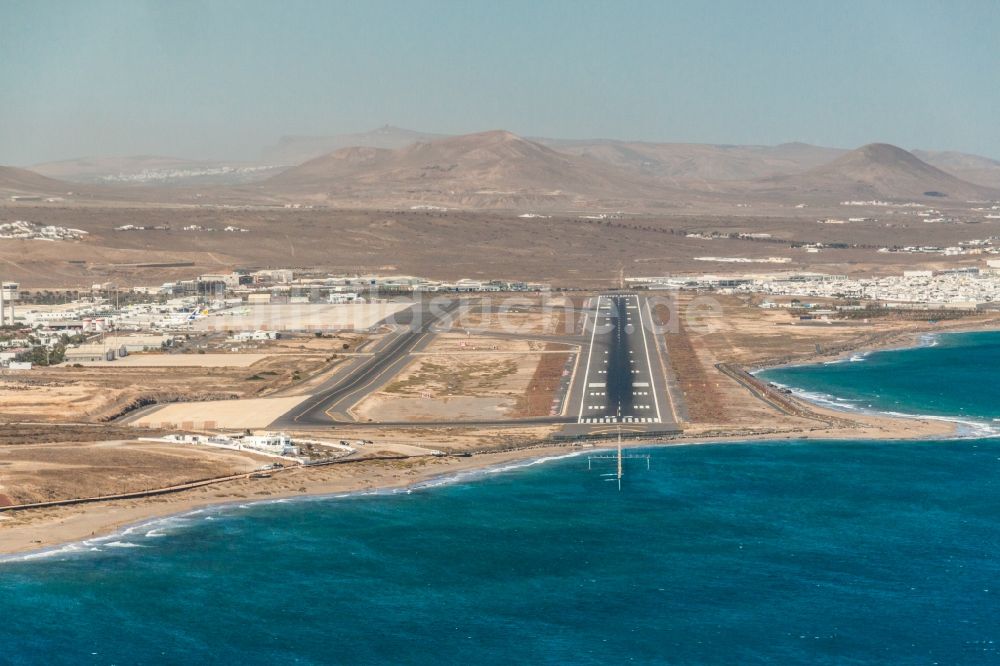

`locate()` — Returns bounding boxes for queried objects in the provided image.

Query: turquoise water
[5,331,1000,664]
[3,440,1000,664]
[760,331,1000,426]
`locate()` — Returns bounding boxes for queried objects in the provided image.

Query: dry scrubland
[421,333,568,354]
[454,304,574,335]
[0,335,359,423]
[654,292,1000,437]
[354,310,577,422]
[0,293,981,556]
[355,354,542,421]
[128,395,312,430]
[0,440,269,507]
[2,204,997,289]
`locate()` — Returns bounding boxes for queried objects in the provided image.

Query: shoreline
[0,414,963,561]
[748,316,1000,373]
[4,318,998,562]
[753,323,1000,436]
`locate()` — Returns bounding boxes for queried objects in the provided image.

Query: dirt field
[354,352,545,421]
[421,332,569,354]
[655,304,729,423]
[288,424,561,454]
[0,440,269,506]
[455,303,575,335]
[0,343,350,423]
[73,353,276,367]
[512,344,573,417]
[4,205,996,290]
[128,395,311,430]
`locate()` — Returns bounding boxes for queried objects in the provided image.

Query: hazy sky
[3,0,1000,165]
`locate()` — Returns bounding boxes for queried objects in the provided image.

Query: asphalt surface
[576,294,663,424]
[271,298,462,427]
[267,292,680,436]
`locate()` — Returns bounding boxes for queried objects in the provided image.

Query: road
[268,292,680,438]
[271,298,463,427]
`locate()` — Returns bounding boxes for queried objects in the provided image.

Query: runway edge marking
[636,294,663,423]
[576,295,602,423]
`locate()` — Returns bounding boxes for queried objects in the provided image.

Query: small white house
[240,432,300,456]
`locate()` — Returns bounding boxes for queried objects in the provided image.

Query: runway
[558,293,680,439]
[267,291,680,439]
[576,293,663,424]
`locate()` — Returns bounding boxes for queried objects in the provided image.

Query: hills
[911,150,1000,190]
[0,166,76,197]
[261,126,449,165]
[750,143,1000,201]
[263,133,1000,208]
[261,130,684,209]
[534,139,845,184]
[5,130,1000,209]
[261,127,1000,191]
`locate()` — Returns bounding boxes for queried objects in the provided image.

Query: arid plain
[4,129,1000,555]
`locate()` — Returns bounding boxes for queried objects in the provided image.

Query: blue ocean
[4,333,1000,664]
[760,331,1000,427]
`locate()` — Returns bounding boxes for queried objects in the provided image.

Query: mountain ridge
[749,143,1000,201]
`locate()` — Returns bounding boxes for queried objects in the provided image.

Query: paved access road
[272,298,463,427]
[267,292,680,438]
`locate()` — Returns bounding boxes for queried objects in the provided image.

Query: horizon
[4,0,1000,165]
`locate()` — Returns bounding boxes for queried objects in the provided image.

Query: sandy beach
[0,405,957,560]
[3,316,992,561]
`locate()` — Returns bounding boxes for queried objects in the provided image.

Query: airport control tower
[0,282,20,326]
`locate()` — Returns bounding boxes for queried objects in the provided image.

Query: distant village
[631,260,1000,312]
[4,254,1000,370]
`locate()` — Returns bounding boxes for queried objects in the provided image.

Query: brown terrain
[0,440,270,506]
[4,129,1000,555]
[7,129,1000,210]
[0,334,359,423]
[259,129,681,209]
[539,139,846,183]
[5,202,1000,289]
[512,345,573,418]
[261,125,450,164]
[750,143,1000,201]
[3,130,1000,290]
[4,290,992,556]
[0,166,77,196]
